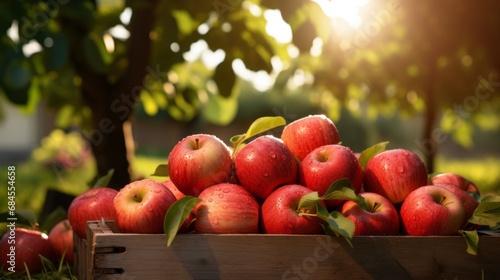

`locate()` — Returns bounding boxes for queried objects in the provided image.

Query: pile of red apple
[71,115,484,240]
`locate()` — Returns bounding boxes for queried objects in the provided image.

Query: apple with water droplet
[363,149,428,204]
[68,187,118,239]
[261,184,324,234]
[195,183,259,234]
[430,172,480,197]
[0,228,57,275]
[168,134,232,196]
[299,144,363,208]
[114,179,177,233]
[341,192,400,235]
[233,135,298,200]
[400,185,465,235]
[432,183,479,223]
[281,114,341,161]
[49,219,74,264]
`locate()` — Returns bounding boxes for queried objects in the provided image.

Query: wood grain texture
[75,221,500,280]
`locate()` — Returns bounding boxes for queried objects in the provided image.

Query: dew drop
[397,166,405,173]
[263,173,269,178]
[270,152,277,159]
[223,188,230,193]
[153,188,162,193]
[208,198,213,202]
[218,193,224,198]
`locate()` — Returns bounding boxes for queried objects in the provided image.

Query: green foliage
[163,196,201,247]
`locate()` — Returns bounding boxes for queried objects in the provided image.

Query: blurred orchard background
[0,0,500,223]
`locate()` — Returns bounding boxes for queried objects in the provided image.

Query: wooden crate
[74,220,500,280]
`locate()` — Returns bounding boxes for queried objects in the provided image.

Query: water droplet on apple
[223,188,230,193]
[153,188,162,193]
[263,172,269,178]
[218,193,224,198]
[208,198,213,202]
[222,204,228,209]
[397,166,405,173]
[282,155,287,160]
[270,152,277,159]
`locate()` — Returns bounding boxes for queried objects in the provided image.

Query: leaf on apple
[151,163,169,177]
[468,195,500,228]
[316,204,354,247]
[459,230,479,255]
[230,116,286,156]
[320,178,368,210]
[92,168,115,188]
[297,191,320,210]
[358,141,389,170]
[164,196,201,247]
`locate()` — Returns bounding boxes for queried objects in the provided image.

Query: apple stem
[370,202,381,213]
[195,138,200,149]
[133,194,142,202]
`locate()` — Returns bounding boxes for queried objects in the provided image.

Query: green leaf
[39,207,67,232]
[230,134,245,144]
[315,203,354,247]
[459,230,479,255]
[201,91,238,126]
[164,196,201,247]
[229,116,286,156]
[213,58,236,98]
[297,191,320,211]
[151,164,169,177]
[0,209,38,228]
[468,195,500,228]
[93,169,115,188]
[358,141,389,169]
[245,116,286,140]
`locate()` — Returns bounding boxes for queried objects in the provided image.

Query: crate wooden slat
[74,221,500,280]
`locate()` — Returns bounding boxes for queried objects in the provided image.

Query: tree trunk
[422,65,437,174]
[69,0,159,190]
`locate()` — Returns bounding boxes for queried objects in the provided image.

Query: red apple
[433,183,479,223]
[400,185,466,236]
[68,187,118,239]
[363,149,428,204]
[161,180,195,233]
[0,228,57,275]
[168,134,232,196]
[281,114,341,161]
[114,179,177,233]
[430,173,480,197]
[233,135,298,200]
[195,183,259,234]
[261,184,324,234]
[48,219,74,264]
[341,192,400,235]
[299,144,363,208]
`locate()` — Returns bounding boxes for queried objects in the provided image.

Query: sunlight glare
[314,0,369,28]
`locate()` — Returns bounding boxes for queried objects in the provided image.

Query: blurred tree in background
[1,0,499,189]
